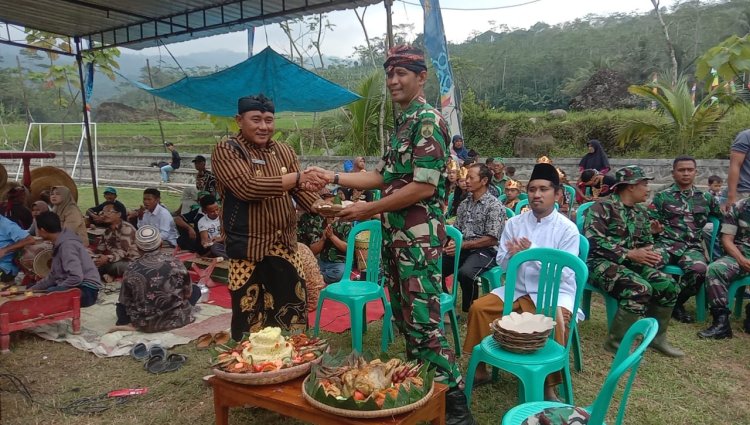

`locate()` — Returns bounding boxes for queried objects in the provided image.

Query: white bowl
[496,312,555,334]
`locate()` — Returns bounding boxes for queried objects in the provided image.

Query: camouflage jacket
[722,198,750,255]
[584,194,653,264]
[95,222,140,263]
[649,183,721,251]
[375,97,448,248]
[296,212,351,263]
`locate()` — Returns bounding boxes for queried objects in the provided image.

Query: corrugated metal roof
[0,0,381,51]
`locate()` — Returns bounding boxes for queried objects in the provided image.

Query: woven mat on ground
[28,289,231,358]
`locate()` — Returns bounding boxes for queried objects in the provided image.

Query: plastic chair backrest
[445,225,464,300]
[505,207,515,218]
[708,215,720,261]
[502,248,588,346]
[343,220,383,284]
[519,192,528,201]
[588,317,658,425]
[563,184,576,204]
[514,199,529,215]
[578,234,589,261]
[576,201,595,233]
[498,193,507,203]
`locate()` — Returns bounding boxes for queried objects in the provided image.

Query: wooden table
[0,288,81,353]
[209,376,447,425]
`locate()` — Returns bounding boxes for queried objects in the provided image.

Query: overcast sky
[132,0,679,60]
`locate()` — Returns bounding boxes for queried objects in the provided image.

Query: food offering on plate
[304,352,435,411]
[210,327,328,373]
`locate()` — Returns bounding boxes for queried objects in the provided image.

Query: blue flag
[420,0,462,140]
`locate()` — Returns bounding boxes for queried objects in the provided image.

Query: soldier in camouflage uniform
[698,197,750,339]
[649,156,722,323]
[305,45,475,425]
[296,190,352,284]
[584,166,683,357]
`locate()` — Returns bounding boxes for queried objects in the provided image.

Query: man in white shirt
[136,188,178,247]
[463,163,580,401]
[197,195,225,258]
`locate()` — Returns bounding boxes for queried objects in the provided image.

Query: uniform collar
[669,183,695,195]
[401,96,427,117]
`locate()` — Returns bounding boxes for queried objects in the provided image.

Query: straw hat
[29,166,78,203]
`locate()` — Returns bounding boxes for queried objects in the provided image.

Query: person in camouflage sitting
[649,155,721,323]
[296,188,352,284]
[584,166,683,357]
[698,195,750,339]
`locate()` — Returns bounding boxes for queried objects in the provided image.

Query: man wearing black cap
[211,93,326,340]
[463,163,581,402]
[304,45,475,425]
[192,155,217,199]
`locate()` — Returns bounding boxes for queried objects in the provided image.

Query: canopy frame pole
[74,36,99,206]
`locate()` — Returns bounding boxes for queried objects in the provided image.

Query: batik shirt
[722,198,750,255]
[455,190,506,246]
[196,169,217,198]
[649,183,721,252]
[584,194,653,264]
[375,97,448,248]
[119,250,194,333]
[296,213,352,263]
[94,222,140,263]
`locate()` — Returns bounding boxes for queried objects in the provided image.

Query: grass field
[2,295,749,424]
[0,113,322,153]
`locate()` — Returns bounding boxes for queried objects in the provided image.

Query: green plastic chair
[519,192,528,201]
[660,216,720,322]
[499,193,507,203]
[577,201,618,329]
[505,207,515,218]
[563,184,576,205]
[501,318,658,425]
[728,276,750,318]
[570,235,589,373]
[439,226,463,355]
[464,248,589,405]
[313,220,392,354]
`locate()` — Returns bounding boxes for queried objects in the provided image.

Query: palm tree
[323,72,393,156]
[618,75,745,154]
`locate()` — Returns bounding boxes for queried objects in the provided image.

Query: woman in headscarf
[49,186,88,246]
[578,140,610,174]
[452,135,469,162]
[27,200,51,236]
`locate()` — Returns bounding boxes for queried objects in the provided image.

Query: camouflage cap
[612,165,653,188]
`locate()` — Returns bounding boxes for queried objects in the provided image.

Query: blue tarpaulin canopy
[131,47,359,116]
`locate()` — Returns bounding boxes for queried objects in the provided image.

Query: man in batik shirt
[306,45,476,425]
[649,155,721,323]
[445,163,505,313]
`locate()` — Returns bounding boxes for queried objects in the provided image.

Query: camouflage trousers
[706,255,750,309]
[384,246,463,389]
[652,245,708,292]
[589,258,678,315]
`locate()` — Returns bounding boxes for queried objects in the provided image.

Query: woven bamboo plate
[301,376,434,419]
[212,354,324,385]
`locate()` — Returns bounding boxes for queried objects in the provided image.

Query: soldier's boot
[445,387,477,425]
[603,309,640,354]
[647,304,685,357]
[671,288,696,324]
[697,307,733,339]
[743,304,750,334]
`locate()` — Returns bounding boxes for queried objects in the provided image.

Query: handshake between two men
[297,166,380,222]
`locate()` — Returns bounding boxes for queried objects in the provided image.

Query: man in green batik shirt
[296,189,352,284]
[305,45,476,425]
[649,155,721,323]
[584,165,683,358]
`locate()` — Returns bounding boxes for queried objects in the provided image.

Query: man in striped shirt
[212,94,326,341]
